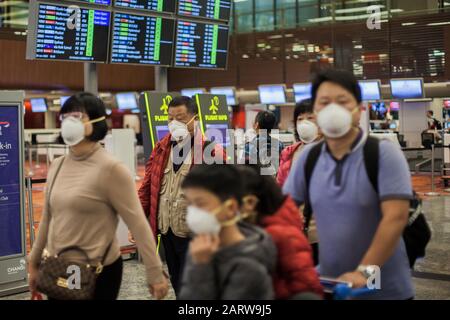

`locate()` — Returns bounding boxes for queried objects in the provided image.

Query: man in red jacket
[138,96,224,296]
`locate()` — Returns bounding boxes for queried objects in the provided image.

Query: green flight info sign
[139,92,178,160]
[195,94,231,148]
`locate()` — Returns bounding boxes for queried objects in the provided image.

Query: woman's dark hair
[293,99,313,141]
[181,164,243,205]
[311,69,362,105]
[169,96,198,115]
[60,92,108,142]
[255,111,277,133]
[235,165,285,222]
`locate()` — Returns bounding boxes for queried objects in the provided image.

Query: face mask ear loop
[86,116,106,125]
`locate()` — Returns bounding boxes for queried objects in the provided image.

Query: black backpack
[303,136,431,268]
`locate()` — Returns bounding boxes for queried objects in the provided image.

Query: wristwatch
[357,265,378,279]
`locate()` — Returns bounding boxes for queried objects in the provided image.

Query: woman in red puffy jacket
[237,165,323,300]
[277,99,321,187]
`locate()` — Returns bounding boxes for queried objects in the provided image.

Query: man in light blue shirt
[283,69,414,300]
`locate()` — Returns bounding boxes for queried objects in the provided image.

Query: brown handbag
[36,157,114,300]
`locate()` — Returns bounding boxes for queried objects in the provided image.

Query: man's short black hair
[255,111,277,132]
[60,92,108,142]
[293,99,313,141]
[311,69,362,104]
[181,164,243,205]
[169,96,198,115]
[427,110,434,116]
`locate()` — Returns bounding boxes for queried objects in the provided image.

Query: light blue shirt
[283,133,415,300]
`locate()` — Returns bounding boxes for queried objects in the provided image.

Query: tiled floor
[1,164,449,300]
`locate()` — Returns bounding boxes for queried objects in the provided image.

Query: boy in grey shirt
[179,164,276,300]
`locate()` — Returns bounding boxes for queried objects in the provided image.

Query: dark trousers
[161,228,190,297]
[48,257,123,301]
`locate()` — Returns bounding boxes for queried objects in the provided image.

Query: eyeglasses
[59,112,84,122]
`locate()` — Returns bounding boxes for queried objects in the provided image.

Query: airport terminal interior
[0,0,450,301]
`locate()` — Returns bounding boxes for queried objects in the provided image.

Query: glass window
[255,0,274,32]
[237,13,254,33]
[0,0,28,30]
[276,0,297,29]
[298,1,321,26]
[234,0,254,33]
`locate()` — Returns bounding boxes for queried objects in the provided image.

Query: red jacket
[276,142,302,187]
[260,196,323,299]
[138,133,225,238]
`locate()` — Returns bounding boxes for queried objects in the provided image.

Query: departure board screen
[174,20,229,69]
[111,12,174,66]
[71,0,112,5]
[178,0,231,21]
[114,0,176,13]
[28,3,111,62]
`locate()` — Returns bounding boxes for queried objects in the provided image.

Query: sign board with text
[139,92,179,161]
[195,94,231,147]
[0,91,28,296]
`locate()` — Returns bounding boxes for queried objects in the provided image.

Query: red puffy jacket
[260,196,323,299]
[276,142,302,187]
[138,133,225,238]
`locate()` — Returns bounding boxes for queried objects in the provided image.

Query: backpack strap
[363,136,380,194]
[303,142,324,234]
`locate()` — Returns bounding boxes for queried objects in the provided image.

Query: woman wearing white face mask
[28,93,168,300]
[179,164,276,300]
[277,99,321,187]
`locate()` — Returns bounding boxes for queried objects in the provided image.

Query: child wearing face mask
[179,164,277,300]
[237,165,323,300]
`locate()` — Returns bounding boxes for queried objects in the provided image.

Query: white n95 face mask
[168,120,189,142]
[186,206,221,235]
[297,120,318,144]
[317,103,355,139]
[61,116,105,146]
[61,117,86,146]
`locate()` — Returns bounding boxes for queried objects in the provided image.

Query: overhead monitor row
[26,2,230,69]
[289,78,425,105]
[64,0,231,22]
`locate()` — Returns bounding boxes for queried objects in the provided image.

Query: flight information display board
[174,20,229,69]
[26,2,111,63]
[71,0,112,5]
[178,0,232,22]
[110,12,175,66]
[114,0,177,13]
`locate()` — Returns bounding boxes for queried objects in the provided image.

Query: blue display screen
[293,83,312,103]
[73,0,111,5]
[178,0,232,21]
[210,87,236,105]
[60,96,70,106]
[390,79,424,99]
[205,123,230,147]
[114,0,176,13]
[359,81,381,101]
[30,98,47,113]
[116,93,138,110]
[181,88,205,98]
[33,3,111,62]
[258,85,286,104]
[156,125,170,141]
[0,105,23,257]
